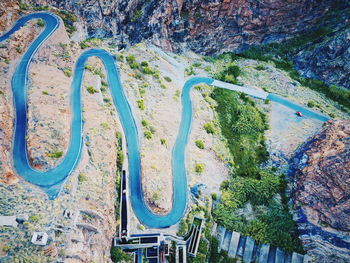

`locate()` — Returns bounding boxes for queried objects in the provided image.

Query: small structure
[187,217,205,257]
[63,209,73,219]
[31,232,48,246]
[0,214,28,227]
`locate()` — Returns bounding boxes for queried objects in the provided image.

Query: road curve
[0,12,330,228]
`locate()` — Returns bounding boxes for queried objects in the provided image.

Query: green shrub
[32,5,49,11]
[19,3,28,10]
[173,90,181,100]
[185,66,195,76]
[29,215,40,223]
[195,163,205,174]
[48,151,63,158]
[215,63,241,84]
[211,193,217,201]
[141,119,148,127]
[195,139,205,149]
[101,122,109,129]
[160,138,167,146]
[137,99,145,110]
[307,101,316,108]
[126,55,139,69]
[63,68,72,77]
[153,70,160,79]
[42,91,49,95]
[141,61,148,67]
[86,86,98,94]
[117,150,124,171]
[142,66,153,74]
[264,99,270,104]
[110,247,132,263]
[177,219,188,236]
[132,10,143,22]
[164,76,172,82]
[255,64,266,70]
[36,19,45,27]
[78,173,88,183]
[203,122,215,134]
[15,47,22,54]
[144,130,152,139]
[101,80,108,87]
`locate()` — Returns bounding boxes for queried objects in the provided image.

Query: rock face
[293,7,350,89]
[292,120,350,263]
[24,0,339,54]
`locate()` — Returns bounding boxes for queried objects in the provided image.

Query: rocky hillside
[292,8,350,89]
[292,120,350,263]
[23,0,339,54]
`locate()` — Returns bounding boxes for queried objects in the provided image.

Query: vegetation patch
[195,163,205,174]
[47,151,63,158]
[57,10,77,34]
[207,61,303,253]
[195,139,205,149]
[86,86,98,94]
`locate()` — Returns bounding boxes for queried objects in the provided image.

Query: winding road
[0,12,329,228]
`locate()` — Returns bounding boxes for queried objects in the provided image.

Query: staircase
[216,226,306,263]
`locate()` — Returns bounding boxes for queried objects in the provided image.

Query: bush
[195,139,205,149]
[195,163,205,174]
[36,19,45,27]
[63,68,72,77]
[42,91,49,95]
[211,193,217,201]
[307,101,316,108]
[142,66,153,74]
[29,215,40,223]
[185,66,195,76]
[101,122,109,129]
[164,76,172,82]
[173,90,181,100]
[78,173,88,183]
[137,99,145,110]
[144,130,152,139]
[117,150,124,171]
[141,119,148,127]
[48,151,63,158]
[141,61,148,67]
[203,122,215,134]
[255,64,266,70]
[177,219,188,236]
[160,138,167,146]
[126,55,139,69]
[132,10,143,22]
[86,86,98,94]
[110,247,132,263]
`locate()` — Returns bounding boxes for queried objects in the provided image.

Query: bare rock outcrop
[292,120,350,263]
[23,0,341,54]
